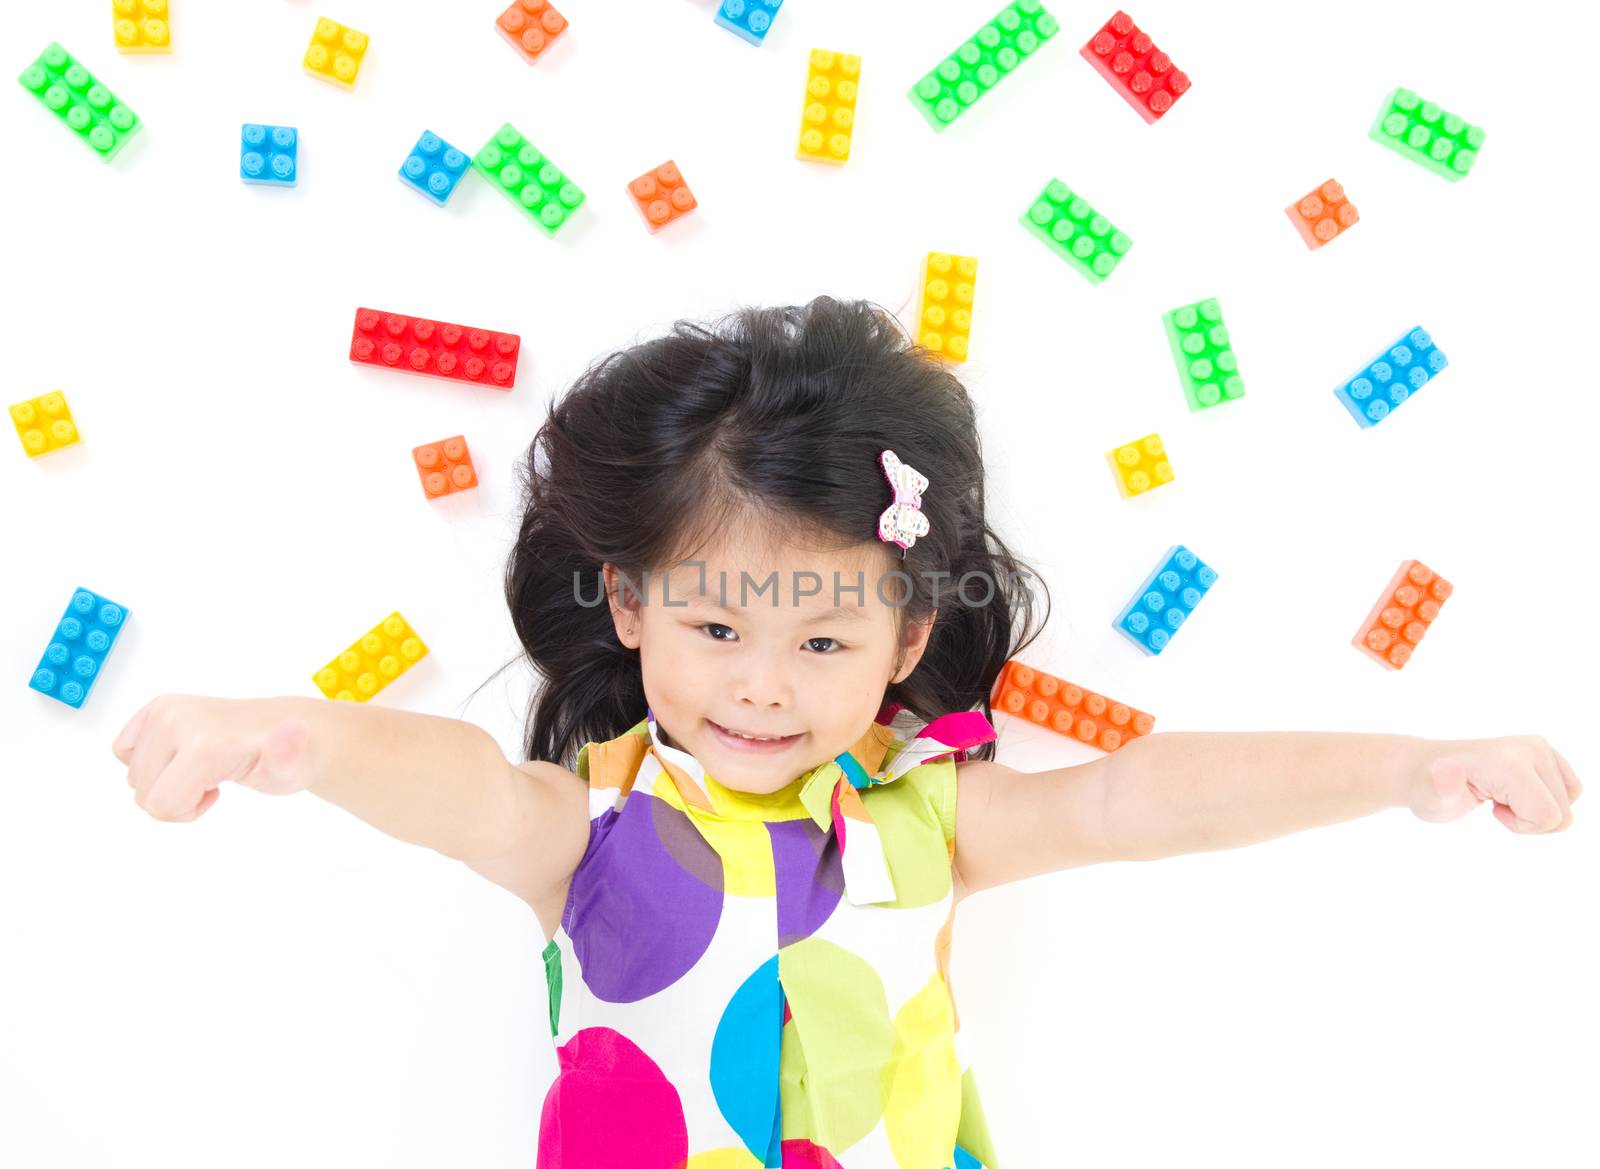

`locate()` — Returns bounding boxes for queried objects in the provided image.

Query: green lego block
[1369,87,1485,182]
[1163,298,1245,412]
[907,1,1059,131]
[1020,179,1131,284]
[472,123,586,236]
[17,42,141,162]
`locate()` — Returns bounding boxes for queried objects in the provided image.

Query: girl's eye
[702,624,737,642]
[805,637,840,654]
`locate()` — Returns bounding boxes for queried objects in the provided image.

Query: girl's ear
[890,609,937,684]
[602,562,644,649]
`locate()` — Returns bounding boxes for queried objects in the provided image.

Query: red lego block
[991,659,1155,752]
[413,435,478,498]
[349,308,520,389]
[1286,179,1360,250]
[1353,560,1453,670]
[1080,11,1190,124]
[497,0,568,64]
[628,161,698,233]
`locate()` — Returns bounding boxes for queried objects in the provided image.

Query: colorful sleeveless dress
[536,703,1002,1169]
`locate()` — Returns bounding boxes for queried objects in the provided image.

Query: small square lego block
[498,0,568,63]
[1163,298,1244,411]
[303,17,368,91]
[472,123,586,236]
[915,253,978,362]
[30,588,130,709]
[797,49,860,165]
[1286,179,1359,250]
[1370,88,1485,181]
[400,130,468,205]
[349,308,521,389]
[113,0,171,54]
[10,391,81,458]
[992,660,1155,751]
[311,612,428,702]
[1353,560,1452,670]
[1105,433,1173,498]
[628,161,697,232]
[1334,327,1447,428]
[1114,545,1217,655]
[18,43,141,162]
[241,124,298,187]
[1021,178,1132,283]
[413,436,478,498]
[716,0,784,46]
[1080,11,1191,124]
[908,2,1059,131]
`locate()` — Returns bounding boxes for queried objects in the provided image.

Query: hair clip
[877,449,930,555]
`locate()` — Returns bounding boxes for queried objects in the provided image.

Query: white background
[3,1,1596,1166]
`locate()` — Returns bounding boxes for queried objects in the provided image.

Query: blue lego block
[715,0,783,45]
[241,123,297,187]
[1114,545,1217,655]
[1334,326,1448,427]
[29,587,131,709]
[399,129,469,206]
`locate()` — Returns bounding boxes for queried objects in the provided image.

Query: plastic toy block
[1114,545,1217,655]
[498,0,568,63]
[1163,298,1245,412]
[1370,88,1485,181]
[716,0,784,46]
[991,660,1155,751]
[915,253,978,362]
[1080,11,1191,124]
[413,436,478,498]
[1105,433,1173,498]
[797,49,860,165]
[303,17,368,90]
[472,123,586,236]
[29,588,130,709]
[311,612,428,702]
[18,43,141,162]
[400,130,468,205]
[113,0,171,54]
[627,161,697,232]
[1021,178,1132,283]
[241,124,298,187]
[1353,560,1452,670]
[1334,327,1447,428]
[1286,179,1358,250]
[349,308,520,390]
[10,391,80,458]
[908,1,1059,131]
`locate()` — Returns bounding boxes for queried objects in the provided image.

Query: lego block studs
[1286,179,1359,249]
[1370,88,1485,181]
[11,392,81,458]
[304,17,368,90]
[113,0,171,54]
[915,253,978,362]
[1114,545,1217,655]
[1334,327,1447,427]
[1354,560,1452,670]
[498,0,568,64]
[992,660,1155,751]
[797,49,860,165]
[1105,433,1173,498]
[716,0,784,46]
[627,161,697,232]
[349,308,521,389]
[1080,10,1190,123]
[1163,298,1245,411]
[18,43,142,161]
[400,130,469,205]
[30,588,130,709]
[311,612,428,702]
[472,123,586,236]
[908,1,1060,131]
[241,124,298,187]
[414,436,478,498]
[1021,178,1132,282]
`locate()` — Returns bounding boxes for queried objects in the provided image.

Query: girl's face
[604,524,934,794]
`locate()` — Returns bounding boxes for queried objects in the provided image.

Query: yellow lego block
[304,17,368,90]
[113,0,171,53]
[915,253,977,362]
[10,391,81,458]
[796,49,860,165]
[1106,432,1174,498]
[312,611,428,701]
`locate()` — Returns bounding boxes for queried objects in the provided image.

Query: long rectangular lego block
[312,612,428,702]
[18,43,141,161]
[30,588,130,709]
[1021,178,1132,283]
[1080,10,1190,123]
[1370,88,1485,181]
[241,124,298,187]
[1333,327,1446,428]
[399,130,469,205]
[10,391,81,457]
[113,0,171,54]
[1114,545,1217,655]
[303,17,368,90]
[1286,179,1359,250]
[628,161,697,232]
[1105,432,1173,498]
[497,0,568,63]
[1353,560,1452,670]
[1163,298,1245,411]
[715,0,784,46]
[797,49,860,165]
[992,660,1154,751]
[914,253,978,362]
[472,123,586,236]
[413,435,479,498]
[907,1,1059,131]
[349,308,521,389]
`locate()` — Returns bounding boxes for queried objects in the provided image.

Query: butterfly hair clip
[877,449,931,555]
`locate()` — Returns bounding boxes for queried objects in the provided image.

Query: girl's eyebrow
[677,589,870,624]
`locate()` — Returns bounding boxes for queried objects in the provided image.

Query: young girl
[112,297,1580,1169]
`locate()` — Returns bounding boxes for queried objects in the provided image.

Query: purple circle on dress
[768,818,844,947]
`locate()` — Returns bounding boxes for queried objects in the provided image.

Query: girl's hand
[111,695,312,823]
[1408,736,1582,833]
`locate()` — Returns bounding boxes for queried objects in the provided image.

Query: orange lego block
[10,391,80,457]
[915,252,977,362]
[413,435,478,498]
[1286,179,1359,250]
[628,161,697,232]
[991,660,1155,752]
[797,49,860,165]
[303,17,368,90]
[497,0,567,64]
[1353,560,1452,670]
[113,0,171,54]
[1105,432,1173,498]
